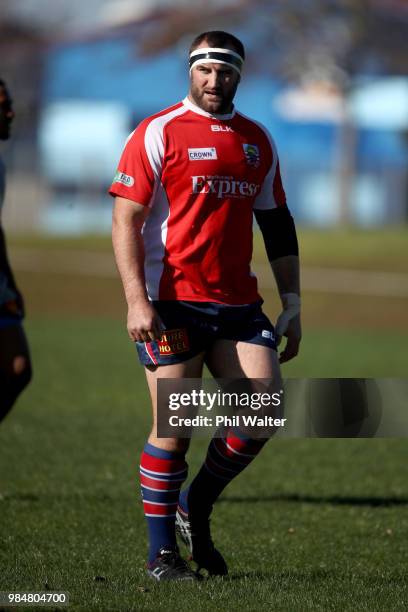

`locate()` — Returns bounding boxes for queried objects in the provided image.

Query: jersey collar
[183,96,236,120]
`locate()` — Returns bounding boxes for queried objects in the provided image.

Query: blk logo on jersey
[192,175,260,198]
[158,328,190,355]
[188,147,217,161]
[243,144,261,168]
[114,171,134,187]
[211,125,234,132]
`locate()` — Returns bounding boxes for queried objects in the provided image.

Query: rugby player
[110,31,301,581]
[0,79,32,422]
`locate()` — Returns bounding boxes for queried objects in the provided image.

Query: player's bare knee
[13,355,27,376]
[12,355,32,391]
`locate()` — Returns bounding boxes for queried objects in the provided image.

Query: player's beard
[189,81,239,115]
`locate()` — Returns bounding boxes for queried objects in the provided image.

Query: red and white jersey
[109,96,286,305]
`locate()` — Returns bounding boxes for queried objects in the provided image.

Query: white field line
[9,247,408,298]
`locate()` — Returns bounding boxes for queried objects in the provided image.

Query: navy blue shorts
[136,300,277,366]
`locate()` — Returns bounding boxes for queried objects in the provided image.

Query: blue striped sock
[179,429,266,516]
[140,443,188,564]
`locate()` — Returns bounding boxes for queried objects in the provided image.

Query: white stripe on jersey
[141,105,189,299]
[142,182,171,301]
[144,105,189,198]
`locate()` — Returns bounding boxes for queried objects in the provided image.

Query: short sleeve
[108,118,163,207]
[253,132,286,211]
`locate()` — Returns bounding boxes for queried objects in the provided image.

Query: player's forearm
[270,255,300,299]
[254,206,299,300]
[112,206,149,306]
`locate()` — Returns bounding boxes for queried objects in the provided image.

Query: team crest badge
[243,144,260,168]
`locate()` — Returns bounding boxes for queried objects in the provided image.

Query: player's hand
[278,313,301,363]
[275,293,301,363]
[127,300,164,343]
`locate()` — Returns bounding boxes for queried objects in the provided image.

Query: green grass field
[0,230,407,610]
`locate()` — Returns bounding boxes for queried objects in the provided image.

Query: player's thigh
[145,352,205,408]
[0,323,31,377]
[144,352,205,448]
[207,340,283,439]
[206,339,281,382]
